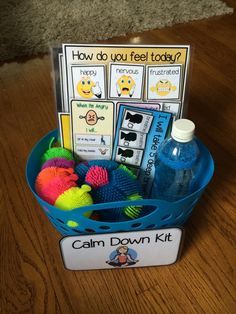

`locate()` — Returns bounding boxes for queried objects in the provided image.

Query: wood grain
[0,2,236,312]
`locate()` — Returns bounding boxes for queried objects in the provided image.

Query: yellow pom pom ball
[66,220,79,227]
[54,185,93,217]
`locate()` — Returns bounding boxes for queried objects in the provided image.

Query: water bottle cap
[171,119,195,142]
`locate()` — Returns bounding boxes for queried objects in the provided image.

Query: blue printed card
[112,105,172,197]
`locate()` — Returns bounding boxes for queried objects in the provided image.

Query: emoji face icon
[116,75,136,97]
[79,110,105,125]
[77,76,95,98]
[150,79,177,97]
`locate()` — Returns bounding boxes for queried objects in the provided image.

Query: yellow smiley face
[77,76,95,98]
[150,79,177,96]
[117,75,135,96]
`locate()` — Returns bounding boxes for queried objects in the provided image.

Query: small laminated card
[146,64,182,101]
[116,102,162,116]
[58,112,71,150]
[119,130,147,149]
[109,63,145,100]
[121,109,153,134]
[113,105,172,196]
[162,102,181,119]
[70,100,114,160]
[70,65,106,100]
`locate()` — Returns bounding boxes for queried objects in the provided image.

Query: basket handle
[57,198,171,220]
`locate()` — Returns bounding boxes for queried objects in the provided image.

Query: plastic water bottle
[151,119,200,201]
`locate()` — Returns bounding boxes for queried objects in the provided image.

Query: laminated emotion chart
[55,44,190,155]
[62,44,190,112]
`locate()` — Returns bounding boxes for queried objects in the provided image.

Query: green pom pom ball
[41,137,74,165]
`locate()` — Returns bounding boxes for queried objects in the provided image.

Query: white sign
[60,228,183,270]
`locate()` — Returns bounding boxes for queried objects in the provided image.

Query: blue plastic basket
[26,130,214,236]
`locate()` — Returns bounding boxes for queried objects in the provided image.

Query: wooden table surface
[1,2,236,312]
